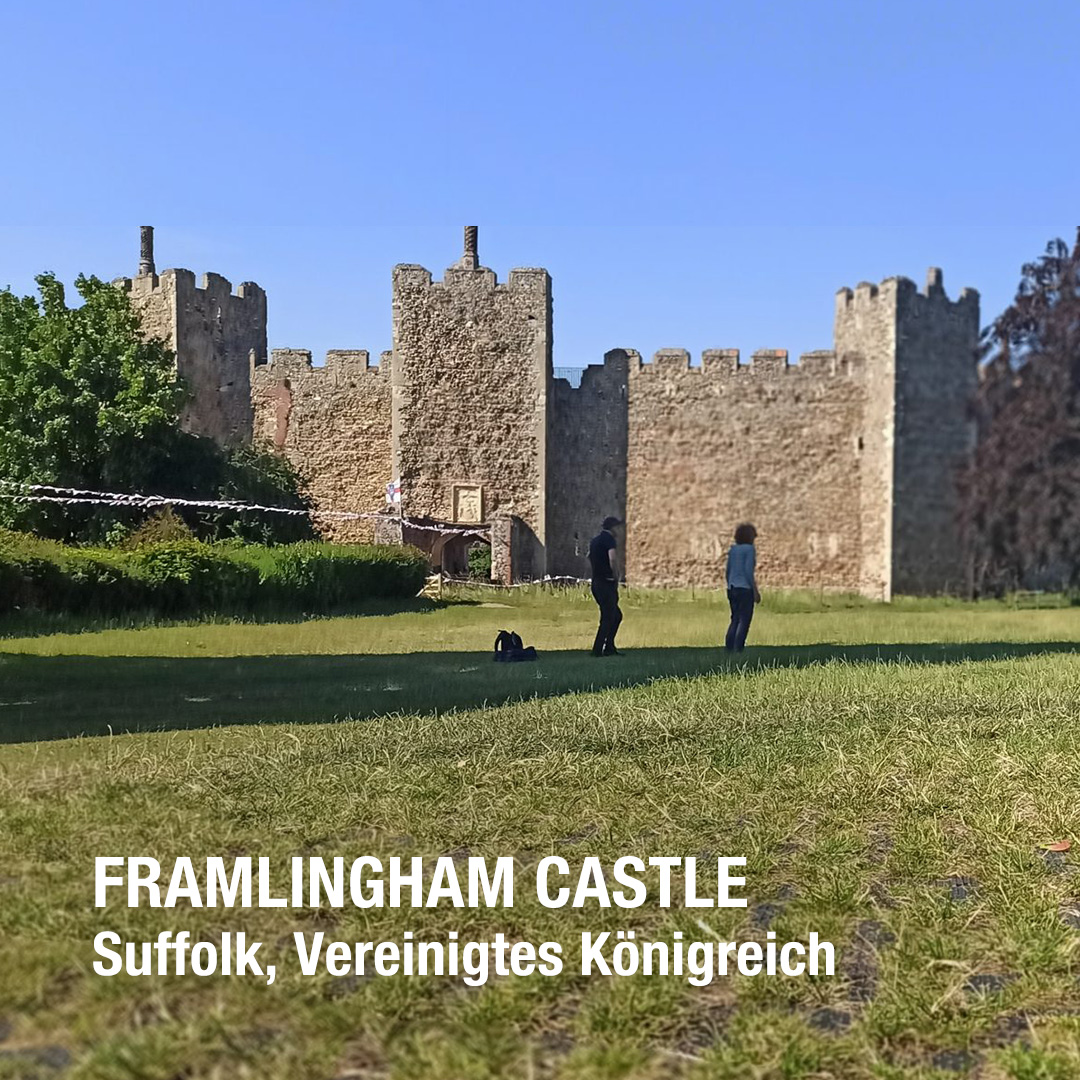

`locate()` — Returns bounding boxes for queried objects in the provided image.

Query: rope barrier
[0,482,489,538]
[440,575,592,589]
[0,482,602,587]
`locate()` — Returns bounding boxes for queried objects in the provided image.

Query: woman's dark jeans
[725,587,755,651]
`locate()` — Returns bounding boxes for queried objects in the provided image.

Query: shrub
[0,531,429,619]
[123,507,195,549]
[59,548,147,613]
[129,540,259,613]
[1,531,148,615]
[0,530,68,612]
[259,542,430,612]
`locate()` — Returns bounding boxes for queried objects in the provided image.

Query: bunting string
[0,482,489,538]
[0,482,598,585]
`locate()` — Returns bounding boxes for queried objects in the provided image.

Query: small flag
[386,480,401,505]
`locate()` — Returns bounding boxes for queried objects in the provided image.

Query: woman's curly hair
[733,522,757,544]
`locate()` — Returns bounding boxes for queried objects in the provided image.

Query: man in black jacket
[588,516,624,656]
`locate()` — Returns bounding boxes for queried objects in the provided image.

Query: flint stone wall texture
[625,349,868,590]
[391,264,551,579]
[250,349,392,543]
[547,349,630,578]
[891,272,980,594]
[834,280,898,600]
[119,270,266,446]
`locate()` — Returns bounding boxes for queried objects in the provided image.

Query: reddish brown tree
[961,229,1080,595]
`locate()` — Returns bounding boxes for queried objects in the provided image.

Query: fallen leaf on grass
[1042,841,1071,852]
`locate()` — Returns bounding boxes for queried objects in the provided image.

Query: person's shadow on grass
[1,640,1078,744]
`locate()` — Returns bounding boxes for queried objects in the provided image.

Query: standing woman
[725,522,761,652]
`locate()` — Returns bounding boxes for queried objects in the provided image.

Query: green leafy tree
[203,445,315,545]
[467,541,492,580]
[0,272,184,539]
[0,272,314,543]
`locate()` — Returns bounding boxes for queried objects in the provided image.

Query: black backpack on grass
[494,629,537,662]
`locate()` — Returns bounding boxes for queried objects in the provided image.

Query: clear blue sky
[1,2,1076,365]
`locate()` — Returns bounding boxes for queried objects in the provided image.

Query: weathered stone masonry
[116,228,266,447]
[391,261,551,579]
[546,349,629,577]
[625,349,867,592]
[250,349,392,543]
[833,271,980,596]
[124,228,980,598]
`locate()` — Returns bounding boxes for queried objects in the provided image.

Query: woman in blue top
[725,522,761,652]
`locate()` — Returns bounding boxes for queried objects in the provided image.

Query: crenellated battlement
[258,348,387,381]
[393,229,551,298]
[115,268,266,304]
[393,263,551,296]
[701,349,741,373]
[835,268,978,315]
[796,350,847,375]
[631,347,857,378]
[251,348,391,545]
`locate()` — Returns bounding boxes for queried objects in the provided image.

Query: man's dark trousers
[591,580,622,655]
[725,587,755,651]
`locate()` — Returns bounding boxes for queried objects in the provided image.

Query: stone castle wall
[125,227,980,597]
[547,350,630,577]
[119,269,266,446]
[250,349,392,543]
[625,349,869,591]
[391,264,552,579]
[891,272,980,594]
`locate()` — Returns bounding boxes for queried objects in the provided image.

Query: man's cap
[602,516,624,530]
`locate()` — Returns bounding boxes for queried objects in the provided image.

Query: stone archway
[437,533,491,578]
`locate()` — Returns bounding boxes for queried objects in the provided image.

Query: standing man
[589,516,624,656]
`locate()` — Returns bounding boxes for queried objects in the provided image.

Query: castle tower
[115,227,267,446]
[835,270,980,598]
[547,350,630,578]
[390,227,553,578]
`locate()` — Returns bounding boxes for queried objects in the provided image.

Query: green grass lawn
[1,589,1080,1078]
[1,587,1077,742]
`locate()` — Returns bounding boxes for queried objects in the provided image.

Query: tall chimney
[460,225,479,270]
[138,226,155,277]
